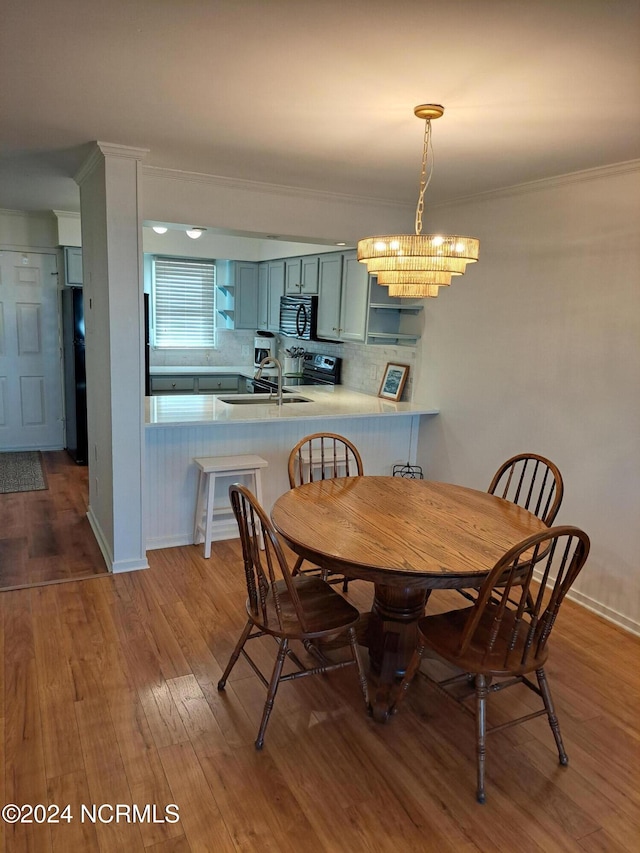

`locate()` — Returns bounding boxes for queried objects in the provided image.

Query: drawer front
[197,376,240,392]
[151,377,195,393]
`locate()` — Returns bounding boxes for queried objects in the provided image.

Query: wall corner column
[75,141,150,572]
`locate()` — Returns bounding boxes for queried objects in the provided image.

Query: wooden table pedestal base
[367,585,429,722]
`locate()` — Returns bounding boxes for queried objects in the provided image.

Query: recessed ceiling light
[186,227,206,239]
[152,226,168,234]
[336,242,347,246]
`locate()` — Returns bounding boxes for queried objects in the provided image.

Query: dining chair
[287,432,364,592]
[218,484,370,750]
[488,453,564,526]
[458,453,565,608]
[391,525,590,803]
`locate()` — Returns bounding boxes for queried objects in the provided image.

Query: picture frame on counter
[378,362,409,402]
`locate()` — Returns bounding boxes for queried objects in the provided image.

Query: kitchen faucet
[255,357,284,406]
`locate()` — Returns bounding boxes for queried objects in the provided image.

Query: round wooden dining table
[271,476,548,721]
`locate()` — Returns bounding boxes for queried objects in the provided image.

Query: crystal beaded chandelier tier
[357,105,479,298]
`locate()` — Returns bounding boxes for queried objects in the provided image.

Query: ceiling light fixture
[152,226,168,234]
[186,227,206,239]
[357,104,479,298]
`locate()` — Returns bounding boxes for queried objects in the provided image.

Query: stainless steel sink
[217,394,312,405]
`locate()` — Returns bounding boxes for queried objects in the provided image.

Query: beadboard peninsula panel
[145,415,423,549]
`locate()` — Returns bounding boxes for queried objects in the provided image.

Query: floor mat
[0,451,48,494]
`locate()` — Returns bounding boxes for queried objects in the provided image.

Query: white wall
[416,162,640,634]
[0,209,57,248]
[142,167,415,246]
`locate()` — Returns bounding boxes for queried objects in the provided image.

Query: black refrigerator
[61,286,88,464]
[61,289,150,464]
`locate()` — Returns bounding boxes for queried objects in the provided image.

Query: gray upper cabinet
[234,262,259,329]
[301,255,319,293]
[267,260,285,331]
[339,252,369,342]
[216,260,259,329]
[317,251,368,342]
[317,254,343,339]
[64,247,83,286]
[285,258,302,294]
[285,255,319,294]
[257,262,269,328]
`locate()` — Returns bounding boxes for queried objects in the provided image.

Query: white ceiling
[1,0,639,215]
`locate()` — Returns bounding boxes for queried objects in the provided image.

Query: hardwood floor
[0,460,638,851]
[0,451,107,590]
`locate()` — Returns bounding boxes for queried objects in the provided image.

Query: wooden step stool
[193,454,269,558]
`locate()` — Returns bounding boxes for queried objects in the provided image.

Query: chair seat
[248,575,361,640]
[419,605,550,677]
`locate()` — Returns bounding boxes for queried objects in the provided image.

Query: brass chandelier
[357,104,479,298]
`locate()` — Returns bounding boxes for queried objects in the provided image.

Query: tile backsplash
[150,329,255,368]
[150,329,417,400]
[279,336,417,401]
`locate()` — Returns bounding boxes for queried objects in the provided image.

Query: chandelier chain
[414,118,434,236]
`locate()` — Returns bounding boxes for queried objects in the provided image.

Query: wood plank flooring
[0,458,638,851]
[0,451,107,590]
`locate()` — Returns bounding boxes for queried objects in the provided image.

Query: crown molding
[75,142,150,186]
[0,208,31,218]
[430,159,640,209]
[142,165,413,211]
[52,209,81,221]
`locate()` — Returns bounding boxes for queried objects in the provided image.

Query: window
[152,256,217,347]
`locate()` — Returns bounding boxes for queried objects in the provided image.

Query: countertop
[146,384,438,427]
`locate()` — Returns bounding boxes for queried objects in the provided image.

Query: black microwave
[279,295,318,340]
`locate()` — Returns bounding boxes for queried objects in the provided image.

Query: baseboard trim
[147,520,239,551]
[87,507,149,573]
[533,568,640,637]
[564,587,640,637]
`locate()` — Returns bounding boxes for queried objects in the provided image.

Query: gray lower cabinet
[197,375,239,392]
[150,374,240,395]
[150,376,195,394]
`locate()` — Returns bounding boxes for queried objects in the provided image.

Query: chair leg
[292,555,304,576]
[347,626,370,708]
[388,641,426,717]
[217,620,252,689]
[342,577,349,593]
[536,667,568,766]
[475,674,488,804]
[255,638,288,750]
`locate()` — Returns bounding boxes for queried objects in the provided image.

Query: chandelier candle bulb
[357,104,479,298]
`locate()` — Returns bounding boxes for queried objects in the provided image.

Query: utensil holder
[284,357,302,374]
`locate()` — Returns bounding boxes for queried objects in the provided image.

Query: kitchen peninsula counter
[145,386,438,551]
[146,385,437,427]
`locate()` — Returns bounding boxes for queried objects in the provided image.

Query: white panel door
[0,251,64,450]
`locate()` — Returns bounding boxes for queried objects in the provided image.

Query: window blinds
[152,257,216,347]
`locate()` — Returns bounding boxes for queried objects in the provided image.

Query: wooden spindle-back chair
[218,484,370,749]
[488,453,564,526]
[287,432,364,592]
[392,525,590,803]
[459,453,564,608]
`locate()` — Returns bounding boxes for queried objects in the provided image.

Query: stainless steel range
[248,353,341,394]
